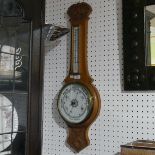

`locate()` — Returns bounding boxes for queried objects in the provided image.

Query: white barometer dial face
[58,83,93,124]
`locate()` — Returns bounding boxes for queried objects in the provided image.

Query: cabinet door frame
[22,0,45,154]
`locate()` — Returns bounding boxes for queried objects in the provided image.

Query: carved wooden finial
[67,2,92,22]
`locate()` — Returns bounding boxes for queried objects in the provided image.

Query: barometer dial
[58,83,93,124]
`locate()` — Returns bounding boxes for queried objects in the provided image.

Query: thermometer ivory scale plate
[72,27,79,75]
[57,2,101,152]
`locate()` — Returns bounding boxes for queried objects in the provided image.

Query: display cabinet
[0,0,45,154]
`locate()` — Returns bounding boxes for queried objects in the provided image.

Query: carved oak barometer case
[57,2,101,152]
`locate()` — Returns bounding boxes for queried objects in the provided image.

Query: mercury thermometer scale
[72,26,80,78]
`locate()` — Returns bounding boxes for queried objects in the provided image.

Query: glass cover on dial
[58,83,93,124]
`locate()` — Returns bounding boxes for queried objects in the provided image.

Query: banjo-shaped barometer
[57,2,101,152]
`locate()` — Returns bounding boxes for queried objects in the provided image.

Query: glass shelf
[0,51,30,57]
[0,130,26,136]
[0,91,28,95]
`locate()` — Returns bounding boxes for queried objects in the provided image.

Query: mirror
[123,0,155,90]
[145,5,155,66]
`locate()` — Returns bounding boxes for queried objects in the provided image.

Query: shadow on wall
[51,92,77,153]
[51,92,67,129]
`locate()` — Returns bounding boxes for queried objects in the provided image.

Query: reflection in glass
[0,94,18,153]
[145,5,155,66]
[0,0,30,154]
[0,16,30,155]
[0,0,22,17]
[0,93,27,155]
[0,18,30,92]
[0,48,23,91]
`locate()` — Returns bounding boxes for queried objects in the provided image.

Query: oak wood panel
[121,148,155,155]
[20,0,45,155]
[121,141,155,155]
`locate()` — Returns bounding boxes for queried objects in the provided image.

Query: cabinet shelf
[0,130,26,136]
[0,51,29,57]
[0,91,28,95]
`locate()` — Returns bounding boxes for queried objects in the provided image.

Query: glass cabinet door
[0,18,30,92]
[0,0,32,154]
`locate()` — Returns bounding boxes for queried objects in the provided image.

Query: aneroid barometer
[57,2,101,152]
